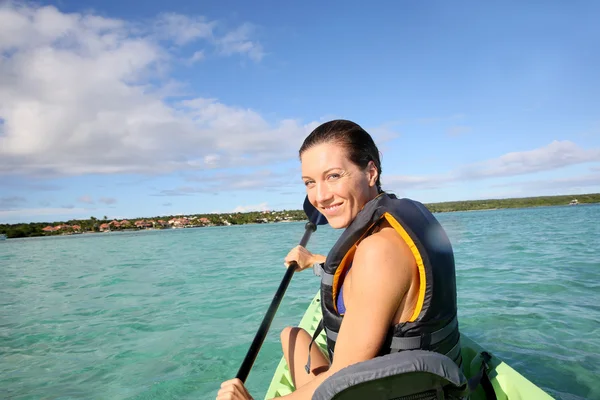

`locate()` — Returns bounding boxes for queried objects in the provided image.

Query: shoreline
[1,193,599,239]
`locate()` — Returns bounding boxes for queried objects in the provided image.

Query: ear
[366,160,379,187]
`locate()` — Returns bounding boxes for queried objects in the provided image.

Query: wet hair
[299,119,383,193]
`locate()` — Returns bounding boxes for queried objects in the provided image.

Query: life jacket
[309,192,462,371]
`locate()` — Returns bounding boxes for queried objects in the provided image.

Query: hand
[216,379,254,400]
[284,245,317,271]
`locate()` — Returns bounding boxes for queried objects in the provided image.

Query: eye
[327,173,341,180]
[304,180,315,187]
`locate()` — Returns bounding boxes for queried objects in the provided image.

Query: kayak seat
[312,349,470,400]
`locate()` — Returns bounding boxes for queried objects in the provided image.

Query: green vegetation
[423,193,600,213]
[0,209,308,239]
[1,193,598,239]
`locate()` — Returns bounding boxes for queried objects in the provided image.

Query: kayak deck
[264,292,553,399]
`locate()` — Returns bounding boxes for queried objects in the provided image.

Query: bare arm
[279,231,414,399]
[284,245,326,271]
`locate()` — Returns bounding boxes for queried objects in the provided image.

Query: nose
[315,181,333,204]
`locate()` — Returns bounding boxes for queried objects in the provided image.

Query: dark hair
[299,119,383,193]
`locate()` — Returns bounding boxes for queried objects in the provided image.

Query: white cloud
[0,2,295,178]
[151,140,600,197]
[99,197,117,205]
[153,168,299,196]
[0,177,62,190]
[188,50,205,64]
[78,195,94,204]
[384,141,600,191]
[152,13,214,45]
[383,174,448,191]
[458,140,600,179]
[365,124,402,145]
[492,172,600,191]
[215,23,264,62]
[0,206,90,219]
[232,202,269,213]
[0,195,27,209]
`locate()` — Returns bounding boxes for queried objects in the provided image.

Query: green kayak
[265,292,553,399]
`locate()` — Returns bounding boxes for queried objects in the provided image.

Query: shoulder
[350,224,415,289]
[355,223,413,268]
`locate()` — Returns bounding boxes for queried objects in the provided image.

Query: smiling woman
[217,120,464,400]
[298,121,382,229]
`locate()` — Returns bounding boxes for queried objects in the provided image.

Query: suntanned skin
[216,142,420,400]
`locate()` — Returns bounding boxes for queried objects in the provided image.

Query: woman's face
[301,142,379,229]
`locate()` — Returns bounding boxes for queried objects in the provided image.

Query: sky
[1,0,599,224]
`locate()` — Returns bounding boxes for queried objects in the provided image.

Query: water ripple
[1,205,599,399]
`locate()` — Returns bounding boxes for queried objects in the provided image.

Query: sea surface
[1,204,599,400]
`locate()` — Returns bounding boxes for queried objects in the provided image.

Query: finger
[217,381,250,400]
[284,261,298,270]
[217,385,235,394]
[220,379,238,388]
[284,255,296,264]
[216,390,232,400]
[286,247,301,257]
[227,378,246,392]
[216,384,235,399]
[216,388,238,400]
[215,393,229,400]
[298,246,309,254]
[288,245,304,256]
[284,255,298,266]
[230,378,244,387]
[220,378,245,388]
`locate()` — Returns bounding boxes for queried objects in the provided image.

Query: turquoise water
[1,204,599,400]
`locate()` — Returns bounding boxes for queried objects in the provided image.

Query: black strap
[467,351,497,400]
[390,316,458,351]
[305,319,324,374]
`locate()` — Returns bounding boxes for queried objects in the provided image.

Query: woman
[217,120,460,400]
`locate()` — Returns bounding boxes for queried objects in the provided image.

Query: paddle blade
[303,196,328,225]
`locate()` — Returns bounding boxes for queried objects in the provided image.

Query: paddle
[236,196,327,383]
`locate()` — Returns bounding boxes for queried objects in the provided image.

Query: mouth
[321,202,342,214]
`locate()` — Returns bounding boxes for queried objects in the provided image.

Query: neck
[369,187,383,200]
[360,190,385,211]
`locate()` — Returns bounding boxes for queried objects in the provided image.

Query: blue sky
[1,0,599,224]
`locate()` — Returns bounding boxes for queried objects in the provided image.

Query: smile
[322,203,342,213]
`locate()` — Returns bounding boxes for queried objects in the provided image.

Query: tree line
[1,193,598,239]
[0,209,309,239]
[423,193,599,213]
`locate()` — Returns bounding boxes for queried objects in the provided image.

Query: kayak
[264,292,553,399]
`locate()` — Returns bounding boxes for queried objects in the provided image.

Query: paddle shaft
[236,221,317,383]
